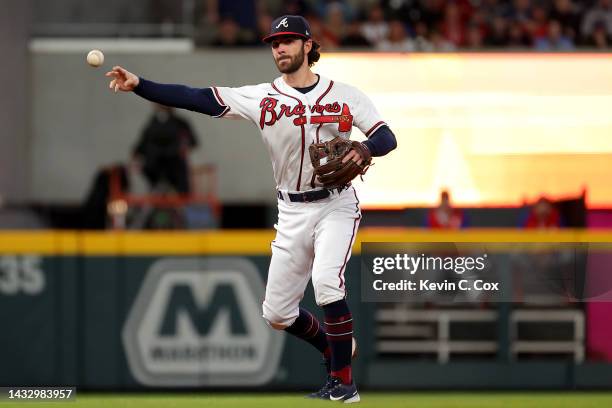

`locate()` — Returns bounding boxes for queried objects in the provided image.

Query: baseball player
[107,15,396,403]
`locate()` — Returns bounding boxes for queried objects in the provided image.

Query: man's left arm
[351,88,397,159]
[362,125,397,157]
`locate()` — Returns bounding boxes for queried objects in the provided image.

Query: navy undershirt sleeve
[133,78,225,117]
[362,125,397,157]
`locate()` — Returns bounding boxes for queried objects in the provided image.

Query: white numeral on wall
[0,256,45,295]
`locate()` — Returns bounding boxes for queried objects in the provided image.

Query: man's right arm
[105,65,225,117]
[134,79,226,117]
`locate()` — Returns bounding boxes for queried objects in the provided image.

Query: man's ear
[304,39,313,53]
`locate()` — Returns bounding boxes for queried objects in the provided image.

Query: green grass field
[10,393,612,408]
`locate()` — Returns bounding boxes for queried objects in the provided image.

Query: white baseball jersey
[211,75,386,192]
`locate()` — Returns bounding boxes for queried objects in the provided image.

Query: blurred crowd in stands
[191,0,612,50]
[426,191,566,229]
[32,0,612,50]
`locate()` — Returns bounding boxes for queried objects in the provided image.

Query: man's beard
[275,47,305,74]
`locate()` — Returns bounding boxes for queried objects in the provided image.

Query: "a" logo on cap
[275,17,289,29]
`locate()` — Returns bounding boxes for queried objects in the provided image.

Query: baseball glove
[308,137,372,189]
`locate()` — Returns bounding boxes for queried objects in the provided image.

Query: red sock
[331,366,352,385]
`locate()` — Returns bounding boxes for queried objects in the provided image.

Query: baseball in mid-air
[86,49,104,67]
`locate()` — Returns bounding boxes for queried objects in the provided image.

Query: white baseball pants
[262,186,361,327]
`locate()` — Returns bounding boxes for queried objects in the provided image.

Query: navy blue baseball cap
[262,15,312,43]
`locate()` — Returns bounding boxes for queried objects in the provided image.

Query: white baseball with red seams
[213,74,387,326]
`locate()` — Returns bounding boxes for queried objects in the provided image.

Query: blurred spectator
[82,164,129,229]
[430,29,457,51]
[280,0,311,16]
[316,0,355,22]
[468,8,490,38]
[204,0,259,31]
[413,21,434,50]
[380,0,419,25]
[420,0,446,30]
[132,104,198,194]
[211,17,255,46]
[581,0,612,39]
[507,19,532,47]
[484,15,510,46]
[455,0,476,21]
[508,0,533,26]
[466,23,485,48]
[440,1,467,46]
[361,4,390,47]
[524,197,562,229]
[585,21,610,48]
[479,0,511,21]
[308,13,341,49]
[324,2,348,46]
[256,13,274,43]
[377,20,415,51]
[529,5,551,41]
[427,190,465,229]
[150,0,184,27]
[550,0,581,42]
[534,19,574,50]
[341,20,371,47]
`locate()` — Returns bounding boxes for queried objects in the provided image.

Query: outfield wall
[1,229,612,390]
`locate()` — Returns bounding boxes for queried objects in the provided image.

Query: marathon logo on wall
[122,257,284,386]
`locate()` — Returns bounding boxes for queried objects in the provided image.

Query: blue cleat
[307,375,335,399]
[307,337,359,400]
[328,377,360,403]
